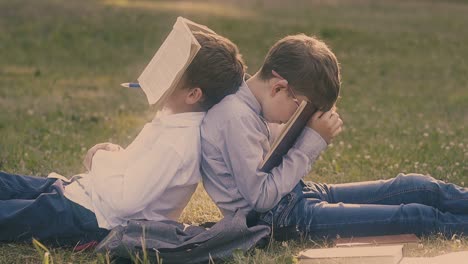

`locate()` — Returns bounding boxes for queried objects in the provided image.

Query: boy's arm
[220,115,326,212]
[83,142,123,171]
[90,142,182,217]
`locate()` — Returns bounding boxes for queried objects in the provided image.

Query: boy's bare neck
[246,72,269,105]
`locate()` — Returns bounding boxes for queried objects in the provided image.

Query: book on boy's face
[260,100,316,172]
[137,17,215,109]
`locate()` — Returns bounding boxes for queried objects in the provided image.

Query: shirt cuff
[293,127,327,158]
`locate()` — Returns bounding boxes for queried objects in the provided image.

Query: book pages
[400,251,468,264]
[137,17,215,108]
[298,245,403,264]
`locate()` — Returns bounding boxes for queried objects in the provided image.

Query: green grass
[0,0,467,262]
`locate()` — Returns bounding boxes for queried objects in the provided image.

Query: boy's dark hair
[259,34,341,111]
[183,31,246,110]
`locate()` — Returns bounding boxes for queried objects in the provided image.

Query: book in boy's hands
[260,100,316,172]
[137,17,215,108]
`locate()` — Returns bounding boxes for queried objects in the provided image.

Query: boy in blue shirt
[201,34,468,239]
[0,31,246,245]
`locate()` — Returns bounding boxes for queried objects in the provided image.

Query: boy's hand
[307,110,343,144]
[83,142,123,171]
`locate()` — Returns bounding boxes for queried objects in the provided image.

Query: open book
[137,17,215,108]
[260,100,316,172]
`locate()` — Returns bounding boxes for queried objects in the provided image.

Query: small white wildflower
[364,155,371,160]
[423,133,429,137]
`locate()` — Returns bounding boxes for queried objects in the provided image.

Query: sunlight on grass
[0,66,39,75]
[102,0,255,19]
[179,184,222,224]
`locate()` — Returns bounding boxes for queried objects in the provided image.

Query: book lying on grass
[297,245,403,264]
[137,16,215,108]
[334,234,420,248]
[399,251,468,264]
[260,100,316,172]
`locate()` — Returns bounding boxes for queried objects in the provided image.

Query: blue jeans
[258,173,468,239]
[0,171,108,245]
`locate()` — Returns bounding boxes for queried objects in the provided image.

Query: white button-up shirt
[63,112,205,229]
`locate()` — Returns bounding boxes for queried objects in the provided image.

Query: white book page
[137,18,198,105]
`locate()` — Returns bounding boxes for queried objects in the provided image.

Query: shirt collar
[155,111,206,127]
[236,77,262,115]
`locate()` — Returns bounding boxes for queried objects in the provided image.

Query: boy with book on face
[201,34,468,240]
[0,31,245,245]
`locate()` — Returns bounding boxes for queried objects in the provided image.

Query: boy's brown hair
[259,34,340,111]
[183,31,246,110]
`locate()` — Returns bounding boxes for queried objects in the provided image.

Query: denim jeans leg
[257,183,305,240]
[0,178,105,244]
[267,174,468,239]
[306,173,468,214]
[0,171,56,200]
[290,198,468,239]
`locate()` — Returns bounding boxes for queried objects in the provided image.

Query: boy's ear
[185,87,203,105]
[270,79,288,97]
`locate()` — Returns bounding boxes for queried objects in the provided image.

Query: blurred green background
[0,0,467,263]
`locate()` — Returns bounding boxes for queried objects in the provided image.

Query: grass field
[0,0,467,263]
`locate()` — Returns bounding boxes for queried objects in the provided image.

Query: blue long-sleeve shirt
[200,79,327,217]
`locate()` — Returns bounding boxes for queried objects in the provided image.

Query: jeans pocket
[277,192,299,227]
[257,190,303,242]
[258,190,300,227]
